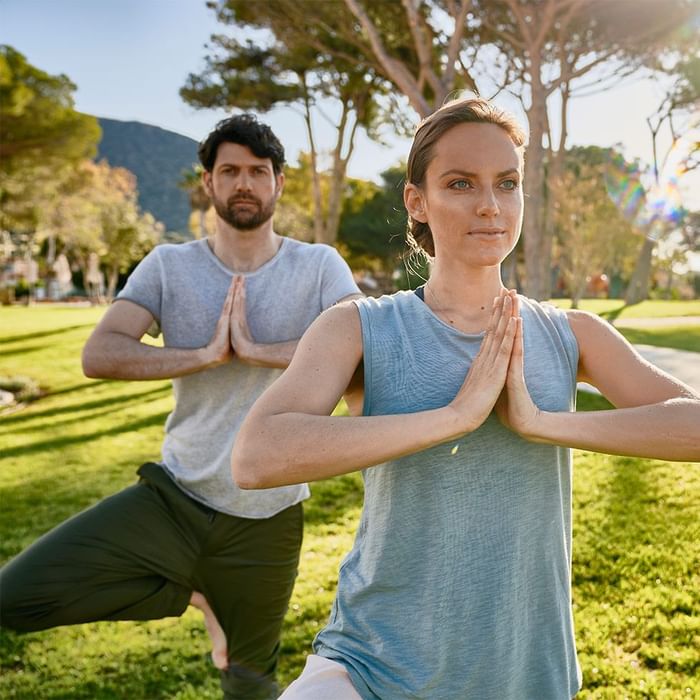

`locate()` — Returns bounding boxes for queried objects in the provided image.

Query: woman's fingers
[482,292,515,366]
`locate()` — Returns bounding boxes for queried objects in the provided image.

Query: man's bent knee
[0,567,48,633]
[220,662,279,700]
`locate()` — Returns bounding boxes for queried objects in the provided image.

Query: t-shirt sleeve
[319,247,361,310]
[115,247,164,326]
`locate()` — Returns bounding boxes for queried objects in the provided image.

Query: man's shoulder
[280,237,336,257]
[276,237,346,272]
[151,239,207,259]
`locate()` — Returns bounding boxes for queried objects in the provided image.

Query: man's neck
[208,221,282,273]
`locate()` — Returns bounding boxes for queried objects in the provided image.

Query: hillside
[96,118,198,233]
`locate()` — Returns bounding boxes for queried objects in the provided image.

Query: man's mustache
[228,195,261,206]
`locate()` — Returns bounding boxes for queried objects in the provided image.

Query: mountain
[96,118,199,234]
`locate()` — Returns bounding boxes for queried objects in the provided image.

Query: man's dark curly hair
[198,114,286,175]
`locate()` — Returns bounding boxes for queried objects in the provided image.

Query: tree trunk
[196,207,207,239]
[522,68,548,299]
[301,82,325,243]
[107,264,119,300]
[624,236,655,304]
[571,276,588,310]
[541,86,570,301]
[323,98,360,245]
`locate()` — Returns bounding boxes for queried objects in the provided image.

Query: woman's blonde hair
[406,97,528,258]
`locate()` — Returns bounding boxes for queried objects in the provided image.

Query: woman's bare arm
[497,310,700,461]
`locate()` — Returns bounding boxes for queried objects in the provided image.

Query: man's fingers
[230,276,245,316]
[222,276,237,316]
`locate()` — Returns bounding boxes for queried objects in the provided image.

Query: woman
[231,97,700,700]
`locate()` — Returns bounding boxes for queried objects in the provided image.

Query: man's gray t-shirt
[117,236,359,518]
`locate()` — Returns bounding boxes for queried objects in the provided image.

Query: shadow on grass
[0,385,170,428]
[1,410,171,460]
[0,343,55,359]
[7,394,171,437]
[0,623,214,699]
[48,379,113,397]
[304,473,364,528]
[1,324,97,345]
[576,391,614,412]
[599,301,639,323]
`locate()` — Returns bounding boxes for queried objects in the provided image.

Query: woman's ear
[404,183,428,223]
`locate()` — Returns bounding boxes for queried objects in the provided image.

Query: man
[0,114,361,699]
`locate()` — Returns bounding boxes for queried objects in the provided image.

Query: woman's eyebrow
[438,168,520,179]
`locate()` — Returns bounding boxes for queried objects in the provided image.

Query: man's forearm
[82,331,226,380]
[528,398,700,462]
[236,339,299,369]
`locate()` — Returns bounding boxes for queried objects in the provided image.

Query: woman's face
[406,122,524,269]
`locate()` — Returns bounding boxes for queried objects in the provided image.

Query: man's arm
[229,274,362,369]
[497,309,700,461]
[82,279,236,380]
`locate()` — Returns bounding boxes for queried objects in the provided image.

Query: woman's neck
[424,262,506,333]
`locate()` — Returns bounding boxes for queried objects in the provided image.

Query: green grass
[1,306,699,699]
[616,326,700,353]
[548,298,700,320]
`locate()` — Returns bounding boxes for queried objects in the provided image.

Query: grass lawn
[616,325,700,354]
[547,298,700,320]
[1,305,698,699]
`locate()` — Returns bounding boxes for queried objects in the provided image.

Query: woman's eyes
[447,179,519,191]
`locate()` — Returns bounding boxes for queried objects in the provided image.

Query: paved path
[612,315,700,328]
[632,344,699,392]
[577,315,699,394]
[579,344,699,394]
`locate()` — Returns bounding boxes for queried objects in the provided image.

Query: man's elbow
[81,345,105,378]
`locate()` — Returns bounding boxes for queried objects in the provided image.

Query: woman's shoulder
[355,289,418,311]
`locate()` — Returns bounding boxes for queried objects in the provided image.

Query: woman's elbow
[231,434,276,490]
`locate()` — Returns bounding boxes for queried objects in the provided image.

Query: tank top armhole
[549,305,580,393]
[353,298,374,416]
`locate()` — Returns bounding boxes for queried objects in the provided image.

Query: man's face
[203,142,284,231]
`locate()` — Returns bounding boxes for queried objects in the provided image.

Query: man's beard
[212,191,277,231]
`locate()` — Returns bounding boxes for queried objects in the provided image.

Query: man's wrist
[234,338,261,365]
[199,344,229,370]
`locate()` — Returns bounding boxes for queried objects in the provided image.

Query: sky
[0,0,696,198]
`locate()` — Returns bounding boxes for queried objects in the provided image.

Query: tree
[338,165,407,272]
[0,45,101,293]
[0,45,100,234]
[179,164,211,239]
[551,147,639,307]
[463,0,696,298]
[92,165,163,298]
[624,49,700,304]
[234,1,692,298]
[44,161,162,299]
[0,45,100,166]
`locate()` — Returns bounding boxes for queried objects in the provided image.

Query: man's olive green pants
[0,463,303,700]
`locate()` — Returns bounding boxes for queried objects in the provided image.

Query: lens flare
[605,126,696,242]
